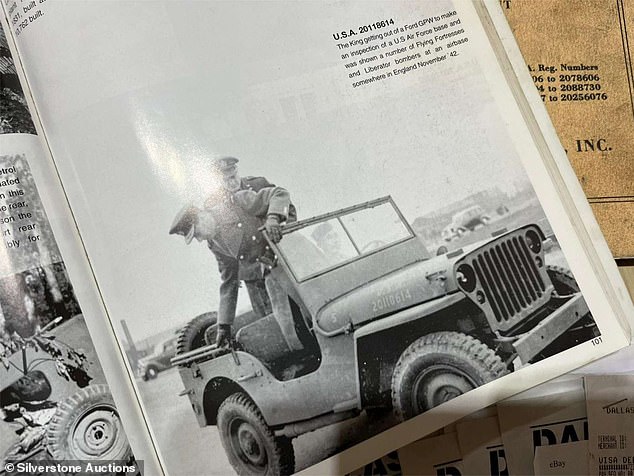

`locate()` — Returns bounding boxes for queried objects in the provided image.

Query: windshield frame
[273,196,416,282]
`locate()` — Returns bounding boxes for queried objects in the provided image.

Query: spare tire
[176,312,217,355]
[47,384,131,461]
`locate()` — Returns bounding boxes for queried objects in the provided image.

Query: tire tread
[47,384,131,461]
[176,312,217,356]
[391,332,507,421]
[218,393,294,476]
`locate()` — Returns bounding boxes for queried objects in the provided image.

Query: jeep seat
[235,314,293,364]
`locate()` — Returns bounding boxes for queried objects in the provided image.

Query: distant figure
[311,221,354,265]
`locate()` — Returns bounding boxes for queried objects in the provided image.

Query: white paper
[585,374,634,476]
[497,380,587,475]
[533,440,589,475]
[457,415,508,476]
[398,432,463,476]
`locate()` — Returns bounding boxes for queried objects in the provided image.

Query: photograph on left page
[0,27,34,135]
[0,151,139,473]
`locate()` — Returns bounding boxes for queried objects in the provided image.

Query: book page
[2,0,633,474]
[0,135,146,474]
[503,0,634,259]
[0,20,161,475]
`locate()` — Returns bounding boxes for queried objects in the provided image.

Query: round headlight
[525,229,542,254]
[456,263,477,293]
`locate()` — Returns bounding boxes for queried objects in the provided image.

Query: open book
[0,1,632,474]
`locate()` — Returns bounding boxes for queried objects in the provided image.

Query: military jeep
[173,196,597,475]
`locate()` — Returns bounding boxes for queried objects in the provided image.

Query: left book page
[0,24,160,475]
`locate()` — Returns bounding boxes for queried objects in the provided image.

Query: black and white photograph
[0,152,134,473]
[0,28,35,135]
[26,2,598,474]
[6,0,630,474]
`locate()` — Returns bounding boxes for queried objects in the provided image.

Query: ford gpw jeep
[173,196,597,475]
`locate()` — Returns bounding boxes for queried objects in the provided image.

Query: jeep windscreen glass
[339,201,412,253]
[277,219,358,281]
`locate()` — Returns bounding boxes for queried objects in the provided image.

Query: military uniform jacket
[204,177,293,325]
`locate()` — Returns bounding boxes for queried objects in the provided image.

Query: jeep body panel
[353,293,466,341]
[180,333,358,428]
[513,293,589,362]
[316,254,459,335]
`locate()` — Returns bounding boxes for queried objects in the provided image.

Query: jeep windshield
[276,197,414,281]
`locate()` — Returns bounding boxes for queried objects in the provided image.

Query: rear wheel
[176,312,217,355]
[47,384,131,461]
[391,332,508,421]
[218,393,294,476]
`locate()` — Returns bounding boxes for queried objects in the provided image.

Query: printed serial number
[359,19,394,33]
[333,19,394,40]
[560,74,601,82]
[560,83,602,91]
[372,289,412,312]
[561,93,608,101]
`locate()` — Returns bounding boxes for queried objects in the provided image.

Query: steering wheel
[360,240,387,253]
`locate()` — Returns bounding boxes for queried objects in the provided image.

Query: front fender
[353,292,466,340]
[353,292,469,408]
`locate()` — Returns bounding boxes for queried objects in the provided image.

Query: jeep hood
[315,253,465,335]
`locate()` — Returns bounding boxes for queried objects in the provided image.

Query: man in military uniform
[204,156,296,220]
[170,159,293,348]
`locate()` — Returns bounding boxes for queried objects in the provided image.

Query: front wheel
[218,393,294,476]
[47,384,131,461]
[391,332,508,421]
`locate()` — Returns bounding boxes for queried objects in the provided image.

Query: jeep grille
[456,228,553,333]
